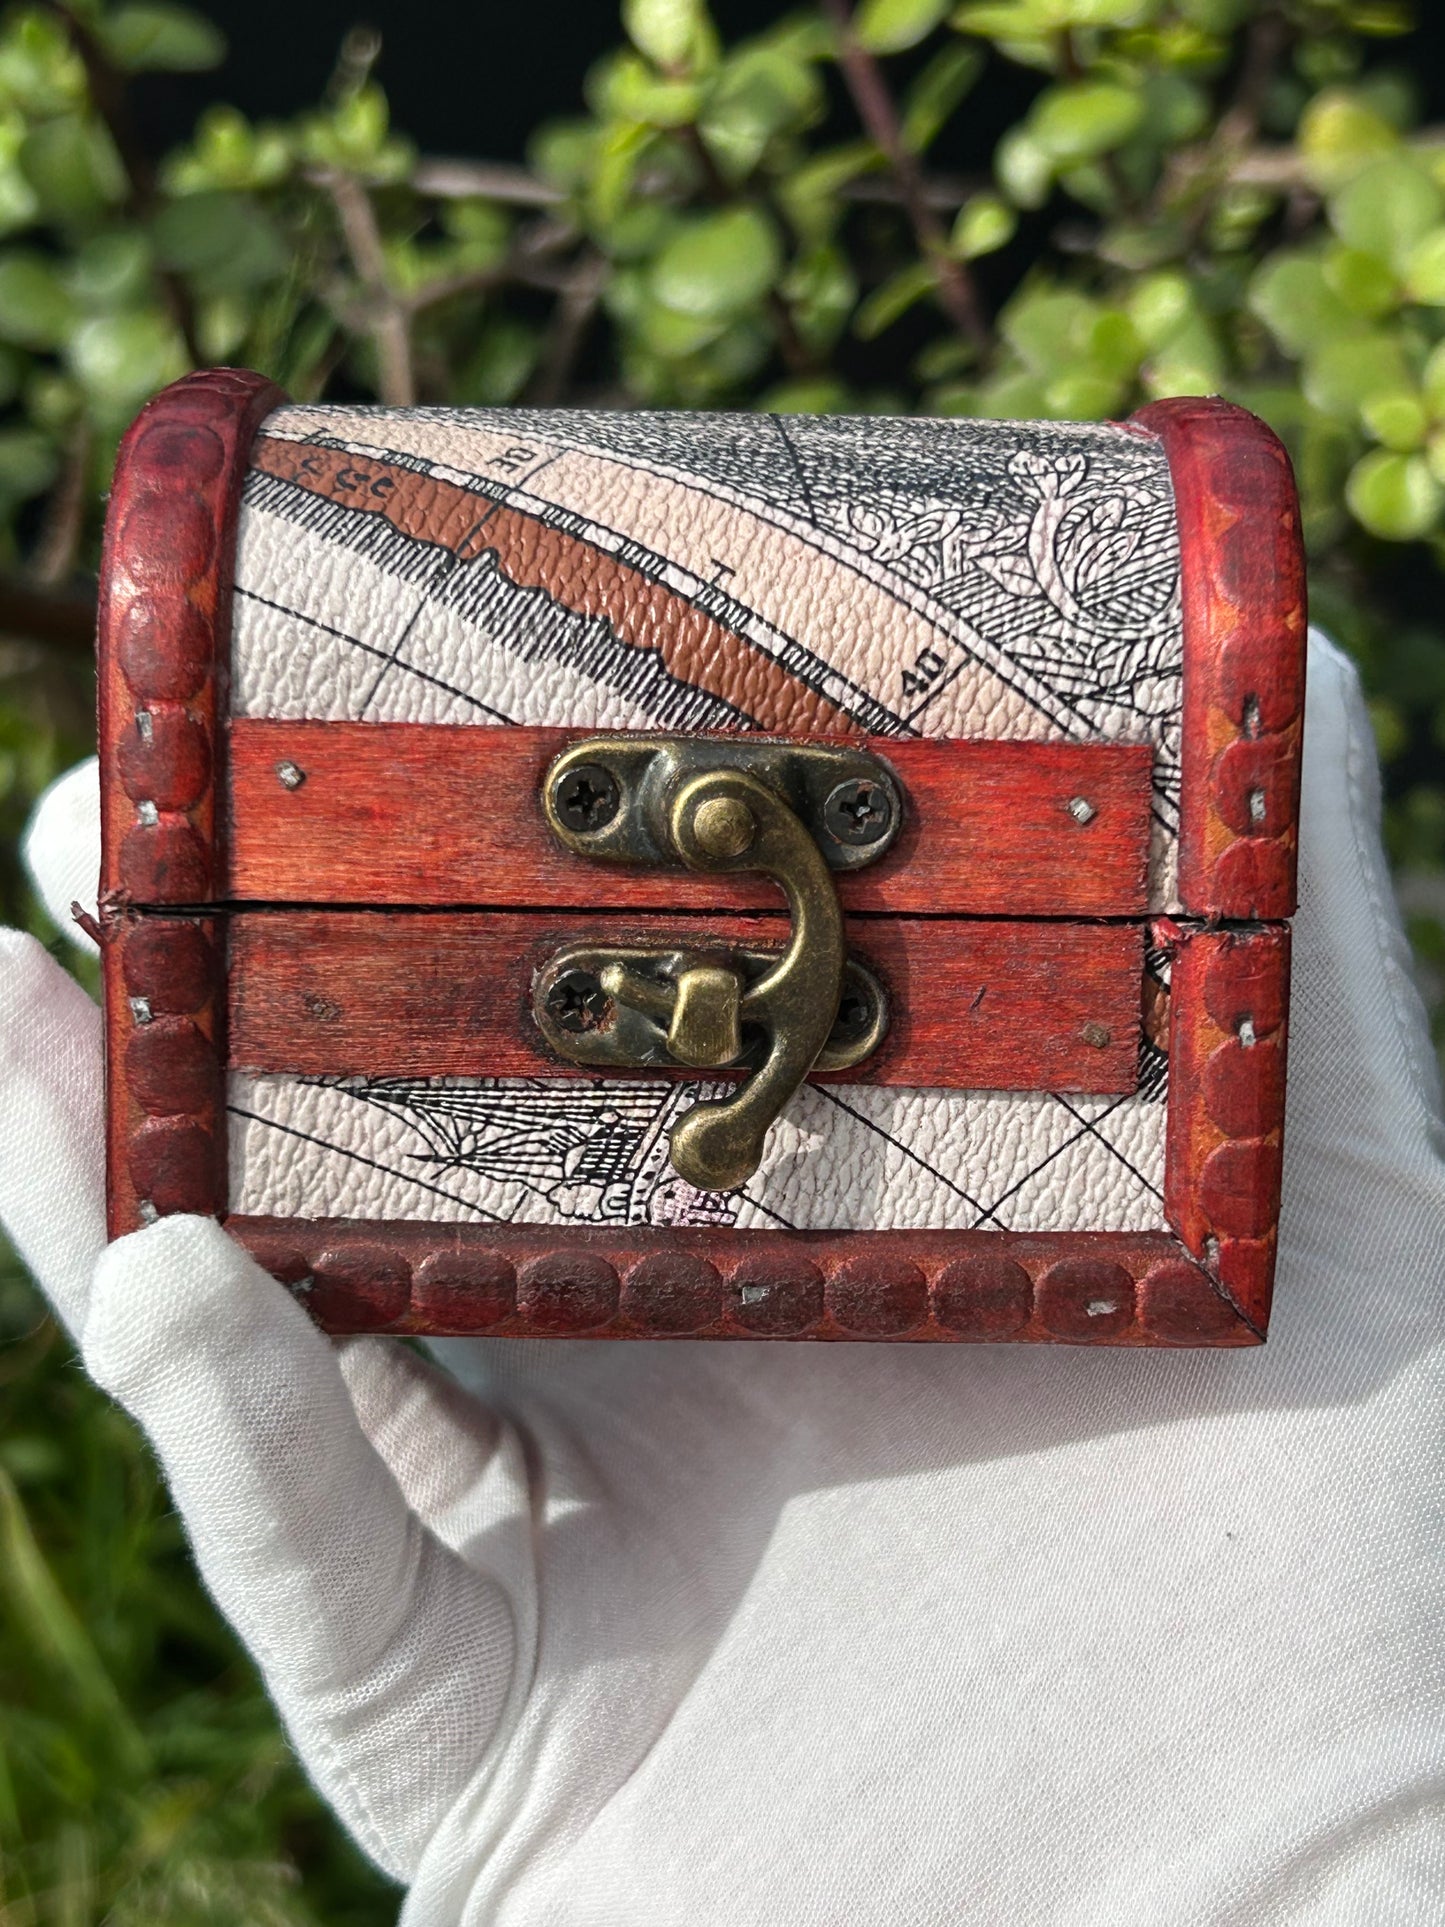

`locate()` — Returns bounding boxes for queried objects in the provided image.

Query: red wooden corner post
[98,368,287,1237]
[1135,396,1306,1338]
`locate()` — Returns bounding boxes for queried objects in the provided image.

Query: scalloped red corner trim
[99,368,287,1236]
[1131,396,1307,922]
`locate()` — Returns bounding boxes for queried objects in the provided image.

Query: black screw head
[830,987,873,1044]
[554,762,620,833]
[545,968,613,1033]
[823,777,893,846]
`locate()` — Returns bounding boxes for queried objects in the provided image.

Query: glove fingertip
[84,1213,323,1403]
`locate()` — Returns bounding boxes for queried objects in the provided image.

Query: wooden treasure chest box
[97,368,1304,1346]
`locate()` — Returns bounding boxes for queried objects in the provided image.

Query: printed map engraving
[227,405,1178,1234]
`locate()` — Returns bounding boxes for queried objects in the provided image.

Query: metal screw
[554,762,620,833]
[1067,795,1097,825]
[830,985,873,1045]
[1080,1020,1112,1049]
[823,777,893,846]
[545,968,613,1033]
[276,760,306,791]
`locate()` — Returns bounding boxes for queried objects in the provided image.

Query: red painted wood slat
[226,909,1145,1094]
[224,720,1154,918]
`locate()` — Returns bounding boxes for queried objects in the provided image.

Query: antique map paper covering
[227,406,1181,1234]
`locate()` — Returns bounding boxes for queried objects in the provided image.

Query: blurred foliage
[2,0,1445,1916]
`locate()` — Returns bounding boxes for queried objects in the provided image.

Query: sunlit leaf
[950,192,1016,259]
[1028,82,1145,163]
[648,205,782,318]
[623,0,717,70]
[1329,156,1442,273]
[1298,87,1400,192]
[1347,447,1444,538]
[854,0,952,56]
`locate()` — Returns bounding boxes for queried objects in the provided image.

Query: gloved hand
[2,630,1443,1927]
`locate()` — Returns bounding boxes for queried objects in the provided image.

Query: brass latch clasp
[534,737,900,1192]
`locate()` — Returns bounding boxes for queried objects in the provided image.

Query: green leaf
[1142,315,1226,400]
[700,45,823,178]
[442,198,512,269]
[1347,447,1443,538]
[67,230,152,310]
[1361,391,1428,451]
[1329,157,1442,273]
[98,4,225,73]
[1000,287,1099,372]
[1042,369,1126,417]
[779,139,881,244]
[854,258,935,338]
[588,50,703,128]
[457,317,539,405]
[1303,330,1411,419]
[0,251,75,349]
[975,368,1051,418]
[950,191,1016,259]
[779,242,856,351]
[1248,253,1360,354]
[1322,242,1399,318]
[623,0,716,70]
[1126,270,1196,349]
[648,205,782,318]
[900,42,983,153]
[587,119,654,226]
[528,119,599,194]
[1029,81,1145,163]
[757,376,851,413]
[1298,88,1399,193]
[160,104,292,193]
[995,126,1053,208]
[66,309,187,415]
[153,191,288,293]
[0,12,88,116]
[1404,230,1445,306]
[19,115,127,223]
[854,0,952,55]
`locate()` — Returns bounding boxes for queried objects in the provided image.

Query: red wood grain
[1162,920,1290,1336]
[99,368,287,1237]
[1132,398,1306,921]
[225,909,1145,1093]
[227,1216,1259,1346]
[223,721,1154,918]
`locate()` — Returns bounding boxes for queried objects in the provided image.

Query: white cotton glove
[0,813,521,1884]
[3,630,1444,1927]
